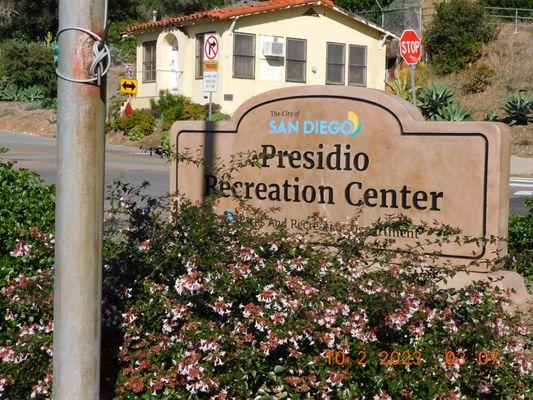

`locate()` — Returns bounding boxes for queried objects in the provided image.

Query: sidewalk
[511,156,533,176]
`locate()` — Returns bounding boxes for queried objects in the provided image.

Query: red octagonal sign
[400,29,422,65]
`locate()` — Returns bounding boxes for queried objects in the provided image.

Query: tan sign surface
[170,86,510,269]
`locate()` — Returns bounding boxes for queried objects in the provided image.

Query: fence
[357,3,533,36]
[485,7,533,32]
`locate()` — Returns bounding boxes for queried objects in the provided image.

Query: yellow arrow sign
[120,78,138,95]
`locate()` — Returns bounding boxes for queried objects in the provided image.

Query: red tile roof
[122,0,336,35]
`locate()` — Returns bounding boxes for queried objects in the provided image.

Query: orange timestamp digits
[324,350,422,367]
[444,350,502,366]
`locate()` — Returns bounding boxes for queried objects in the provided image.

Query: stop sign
[400,29,422,65]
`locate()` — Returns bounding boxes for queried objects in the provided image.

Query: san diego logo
[269,111,363,138]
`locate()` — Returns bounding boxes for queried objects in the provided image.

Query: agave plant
[436,102,473,121]
[385,75,418,101]
[503,91,532,125]
[417,82,456,120]
[20,85,45,102]
[1,84,21,101]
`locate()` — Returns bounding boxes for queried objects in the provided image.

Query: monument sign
[170,86,510,269]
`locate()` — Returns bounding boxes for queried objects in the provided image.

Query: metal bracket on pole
[55,26,111,85]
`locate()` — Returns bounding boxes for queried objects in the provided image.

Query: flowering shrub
[0,157,531,399]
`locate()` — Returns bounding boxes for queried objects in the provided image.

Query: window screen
[348,45,367,86]
[326,42,345,85]
[142,41,156,82]
[195,33,205,79]
[233,33,255,79]
[286,38,306,83]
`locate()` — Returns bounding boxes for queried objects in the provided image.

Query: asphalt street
[1,130,531,215]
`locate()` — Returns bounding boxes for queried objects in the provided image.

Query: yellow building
[122,0,397,114]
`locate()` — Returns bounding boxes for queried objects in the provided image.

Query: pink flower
[10,239,31,257]
[137,240,151,251]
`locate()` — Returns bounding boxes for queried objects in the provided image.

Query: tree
[424,0,498,75]
[2,0,58,40]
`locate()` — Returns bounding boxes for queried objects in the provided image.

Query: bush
[150,90,191,129]
[507,199,533,286]
[162,104,185,130]
[0,148,55,285]
[502,91,532,125]
[211,111,231,121]
[462,62,495,94]
[150,90,191,116]
[115,109,155,138]
[0,40,56,98]
[0,157,532,398]
[183,103,206,120]
[161,130,171,152]
[425,0,498,75]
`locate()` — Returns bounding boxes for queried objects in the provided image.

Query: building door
[169,49,179,92]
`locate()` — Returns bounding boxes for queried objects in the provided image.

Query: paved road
[0,131,168,199]
[1,130,532,215]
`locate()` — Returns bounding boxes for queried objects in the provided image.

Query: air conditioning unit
[262,37,284,57]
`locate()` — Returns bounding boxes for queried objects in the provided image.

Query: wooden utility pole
[53,0,107,398]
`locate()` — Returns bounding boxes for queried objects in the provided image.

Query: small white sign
[125,63,135,78]
[203,71,218,92]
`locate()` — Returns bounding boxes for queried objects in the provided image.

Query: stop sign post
[400,29,422,105]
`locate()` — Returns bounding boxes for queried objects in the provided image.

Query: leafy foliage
[150,90,192,129]
[462,62,495,94]
[436,102,473,121]
[507,199,533,286]
[0,0,58,40]
[503,91,533,125]
[425,0,498,75]
[0,156,531,399]
[385,75,416,101]
[182,103,206,120]
[0,84,22,101]
[417,83,456,120]
[108,21,138,64]
[0,148,55,285]
[116,109,155,139]
[20,86,45,102]
[0,40,56,98]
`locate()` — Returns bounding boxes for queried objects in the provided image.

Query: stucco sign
[170,86,510,268]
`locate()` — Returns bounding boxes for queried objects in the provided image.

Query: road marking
[510,183,533,188]
[510,177,533,183]
[513,190,533,196]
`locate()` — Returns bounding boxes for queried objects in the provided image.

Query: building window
[286,38,306,83]
[233,33,255,79]
[348,45,367,86]
[195,33,205,79]
[326,42,345,85]
[143,41,156,83]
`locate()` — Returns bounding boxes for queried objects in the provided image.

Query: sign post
[203,33,220,120]
[399,29,422,105]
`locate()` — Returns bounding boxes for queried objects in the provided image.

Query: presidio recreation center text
[204,144,445,211]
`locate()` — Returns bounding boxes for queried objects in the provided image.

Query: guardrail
[485,7,533,32]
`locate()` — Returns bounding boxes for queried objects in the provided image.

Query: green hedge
[0,40,56,98]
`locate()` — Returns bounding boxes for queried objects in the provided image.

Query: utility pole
[53,0,107,398]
